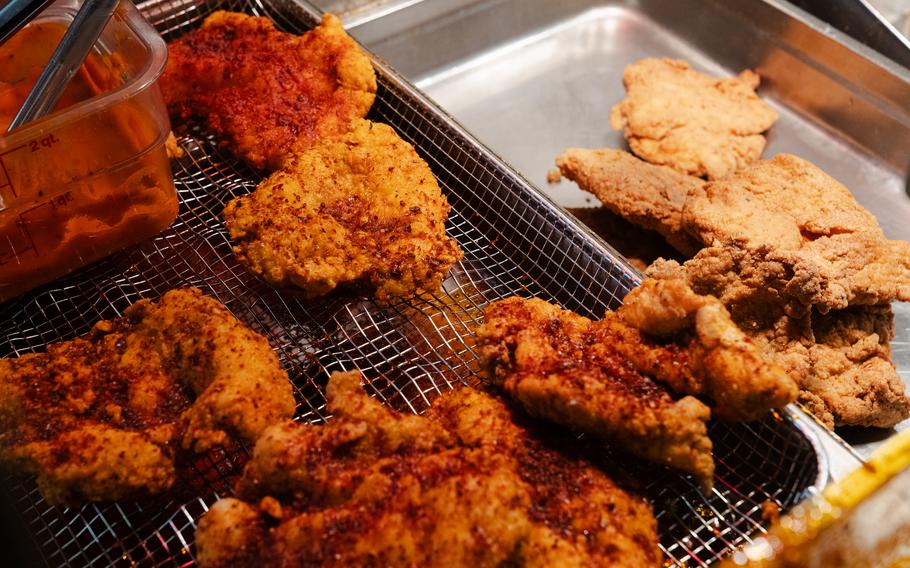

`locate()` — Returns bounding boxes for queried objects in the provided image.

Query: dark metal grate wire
[0,1,821,565]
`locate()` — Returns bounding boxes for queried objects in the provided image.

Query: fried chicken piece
[161,12,376,171]
[610,58,778,179]
[557,148,704,255]
[477,280,797,487]
[477,295,714,485]
[649,257,910,428]
[0,288,295,504]
[195,371,661,567]
[223,119,462,300]
[683,154,910,313]
[799,305,909,427]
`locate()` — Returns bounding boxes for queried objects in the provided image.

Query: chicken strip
[161,11,376,171]
[610,58,778,179]
[557,148,704,255]
[223,119,463,300]
[649,257,910,428]
[0,288,295,505]
[476,279,797,488]
[682,154,910,313]
[195,371,661,567]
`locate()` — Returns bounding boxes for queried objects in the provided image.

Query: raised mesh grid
[0,1,822,565]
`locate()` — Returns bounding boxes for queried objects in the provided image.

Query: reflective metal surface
[349,0,910,461]
[0,0,827,565]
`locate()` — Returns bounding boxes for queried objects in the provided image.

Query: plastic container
[0,1,178,302]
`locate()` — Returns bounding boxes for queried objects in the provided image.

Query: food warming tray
[349,0,910,460]
[0,1,824,566]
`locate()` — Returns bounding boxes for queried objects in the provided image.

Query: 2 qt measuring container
[0,1,177,302]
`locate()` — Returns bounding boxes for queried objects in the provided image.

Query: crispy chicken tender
[682,154,910,313]
[0,288,295,504]
[223,119,462,300]
[610,58,778,179]
[161,12,376,171]
[477,279,797,488]
[556,148,703,255]
[649,257,910,428]
[196,371,661,567]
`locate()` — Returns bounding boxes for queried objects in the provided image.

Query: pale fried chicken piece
[477,280,797,487]
[0,288,295,504]
[196,371,661,567]
[649,258,910,428]
[223,119,462,300]
[557,148,703,255]
[683,154,910,313]
[610,58,778,179]
[161,12,376,171]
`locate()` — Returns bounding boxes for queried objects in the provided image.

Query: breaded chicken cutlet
[610,58,777,180]
[556,149,910,315]
[0,288,295,505]
[649,256,910,428]
[476,279,797,488]
[557,147,703,256]
[683,154,910,313]
[223,119,463,300]
[558,148,910,428]
[195,371,661,567]
[161,11,376,171]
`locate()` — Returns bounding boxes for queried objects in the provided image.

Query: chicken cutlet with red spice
[223,119,462,300]
[476,278,797,488]
[0,288,295,505]
[161,11,376,171]
[195,371,661,567]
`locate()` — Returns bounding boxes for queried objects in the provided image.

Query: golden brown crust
[477,279,798,487]
[479,294,715,484]
[610,58,777,179]
[0,288,295,504]
[556,148,703,256]
[648,257,910,428]
[196,371,661,567]
[161,12,376,171]
[223,119,462,300]
[682,154,910,312]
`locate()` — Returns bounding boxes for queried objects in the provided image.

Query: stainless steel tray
[0,1,824,566]
[350,0,910,459]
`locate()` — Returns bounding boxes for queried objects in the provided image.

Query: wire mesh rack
[0,0,823,565]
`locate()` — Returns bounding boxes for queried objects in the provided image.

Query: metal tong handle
[6,0,121,133]
[0,0,56,46]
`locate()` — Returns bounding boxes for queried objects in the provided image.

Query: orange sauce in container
[0,20,178,301]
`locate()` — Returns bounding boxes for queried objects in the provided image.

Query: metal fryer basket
[0,1,822,565]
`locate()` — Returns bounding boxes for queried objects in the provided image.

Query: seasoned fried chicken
[195,371,661,567]
[557,148,703,255]
[556,146,910,428]
[477,295,714,485]
[0,288,295,504]
[649,257,910,428]
[223,119,462,300]
[610,58,777,179]
[476,279,797,488]
[161,11,376,171]
[682,154,910,313]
